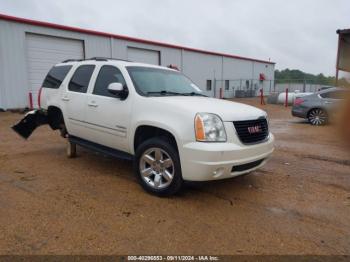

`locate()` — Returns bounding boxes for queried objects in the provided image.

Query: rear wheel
[134,137,183,196]
[308,109,328,126]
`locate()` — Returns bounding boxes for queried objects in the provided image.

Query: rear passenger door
[61,64,95,138]
[85,65,132,153]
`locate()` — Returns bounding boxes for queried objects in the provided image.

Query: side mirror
[107,82,128,99]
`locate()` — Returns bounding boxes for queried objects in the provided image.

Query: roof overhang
[337,29,350,35]
[336,28,350,73]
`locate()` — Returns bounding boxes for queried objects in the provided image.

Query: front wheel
[308,109,328,126]
[134,137,183,196]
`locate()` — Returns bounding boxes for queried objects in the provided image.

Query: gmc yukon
[13,57,274,196]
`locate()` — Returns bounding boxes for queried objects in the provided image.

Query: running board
[68,135,133,161]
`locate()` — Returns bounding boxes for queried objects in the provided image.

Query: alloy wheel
[308,109,327,126]
[139,147,175,189]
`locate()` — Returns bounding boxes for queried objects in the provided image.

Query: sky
[0,0,349,76]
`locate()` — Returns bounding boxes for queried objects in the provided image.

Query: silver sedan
[292,87,348,125]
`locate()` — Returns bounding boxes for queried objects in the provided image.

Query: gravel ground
[0,98,349,255]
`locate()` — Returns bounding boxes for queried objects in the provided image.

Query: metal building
[0,13,275,110]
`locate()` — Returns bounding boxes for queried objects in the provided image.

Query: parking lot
[0,98,349,255]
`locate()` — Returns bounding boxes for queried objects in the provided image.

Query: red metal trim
[38,87,43,108]
[260,89,265,105]
[285,88,288,108]
[28,92,33,110]
[0,13,275,65]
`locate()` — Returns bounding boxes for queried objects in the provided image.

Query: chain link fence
[212,79,330,99]
[213,79,275,98]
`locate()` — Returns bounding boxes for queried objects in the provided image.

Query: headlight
[265,114,269,125]
[194,113,227,142]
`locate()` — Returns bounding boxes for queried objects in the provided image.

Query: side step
[68,135,134,161]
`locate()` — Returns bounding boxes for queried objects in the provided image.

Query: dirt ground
[0,98,349,255]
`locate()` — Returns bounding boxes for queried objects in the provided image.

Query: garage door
[127,47,160,65]
[26,33,84,108]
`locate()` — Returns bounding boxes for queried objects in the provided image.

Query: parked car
[292,87,348,125]
[13,58,274,196]
[318,86,335,91]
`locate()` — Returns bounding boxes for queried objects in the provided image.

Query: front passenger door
[85,65,132,153]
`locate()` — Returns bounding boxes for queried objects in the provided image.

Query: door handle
[61,96,70,101]
[88,101,98,107]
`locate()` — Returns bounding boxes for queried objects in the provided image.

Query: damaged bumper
[12,110,48,139]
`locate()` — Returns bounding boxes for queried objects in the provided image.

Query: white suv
[13,57,274,196]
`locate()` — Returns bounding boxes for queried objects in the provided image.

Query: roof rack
[87,57,109,61]
[62,57,132,63]
[87,57,132,62]
[61,59,83,63]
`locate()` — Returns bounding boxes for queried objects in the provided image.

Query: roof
[337,29,350,35]
[0,13,275,65]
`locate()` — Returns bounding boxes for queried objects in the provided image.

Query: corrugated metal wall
[0,19,275,109]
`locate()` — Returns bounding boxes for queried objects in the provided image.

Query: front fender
[129,120,182,155]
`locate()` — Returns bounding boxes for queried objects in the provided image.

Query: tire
[308,108,328,126]
[134,137,183,196]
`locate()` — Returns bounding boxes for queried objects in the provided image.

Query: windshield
[126,66,204,97]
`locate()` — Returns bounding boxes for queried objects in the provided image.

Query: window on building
[93,65,127,97]
[68,65,95,93]
[206,80,212,91]
[225,80,230,90]
[42,65,72,89]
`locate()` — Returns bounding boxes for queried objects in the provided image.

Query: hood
[147,96,267,121]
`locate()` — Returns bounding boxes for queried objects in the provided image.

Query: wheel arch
[307,107,328,118]
[133,124,179,154]
[47,105,65,130]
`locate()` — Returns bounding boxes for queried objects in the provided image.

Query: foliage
[275,69,336,85]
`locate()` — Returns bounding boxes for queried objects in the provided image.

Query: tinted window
[206,80,212,91]
[320,91,331,98]
[68,65,95,93]
[42,65,72,89]
[225,80,230,90]
[127,67,202,96]
[320,90,347,99]
[93,66,127,97]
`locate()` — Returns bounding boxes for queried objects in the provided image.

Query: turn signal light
[195,115,205,141]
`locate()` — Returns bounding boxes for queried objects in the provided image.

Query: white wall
[0,18,275,109]
[112,38,182,69]
[182,51,222,97]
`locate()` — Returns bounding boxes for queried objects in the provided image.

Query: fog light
[213,167,225,178]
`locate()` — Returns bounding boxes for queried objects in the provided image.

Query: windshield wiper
[146,90,184,96]
[146,90,207,97]
[181,92,207,97]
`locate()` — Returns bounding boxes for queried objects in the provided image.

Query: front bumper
[180,133,275,181]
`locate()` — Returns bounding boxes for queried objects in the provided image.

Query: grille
[231,158,265,172]
[233,118,269,144]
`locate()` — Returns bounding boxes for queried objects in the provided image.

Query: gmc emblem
[248,125,262,134]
